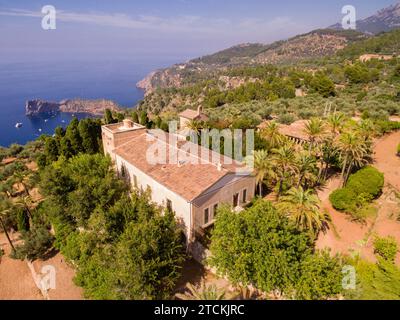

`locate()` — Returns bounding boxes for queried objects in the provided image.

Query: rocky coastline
[25,99,121,116]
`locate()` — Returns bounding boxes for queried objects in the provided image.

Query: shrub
[209,201,343,299]
[14,226,54,261]
[374,236,398,262]
[345,257,400,300]
[278,113,296,125]
[346,166,384,198]
[329,188,357,212]
[397,143,400,157]
[295,250,343,300]
[375,120,400,135]
[330,167,384,220]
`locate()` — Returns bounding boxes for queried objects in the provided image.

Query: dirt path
[0,232,83,300]
[317,131,400,264]
[0,233,42,300]
[373,131,400,190]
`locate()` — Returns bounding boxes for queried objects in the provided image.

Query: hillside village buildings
[359,54,394,63]
[178,106,209,131]
[102,112,256,248]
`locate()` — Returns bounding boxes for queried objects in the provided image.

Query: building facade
[102,118,256,246]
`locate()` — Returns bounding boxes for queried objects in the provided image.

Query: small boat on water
[44,119,48,123]
[38,128,42,132]
[15,122,23,128]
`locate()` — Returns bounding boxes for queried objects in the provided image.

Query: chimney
[123,119,133,128]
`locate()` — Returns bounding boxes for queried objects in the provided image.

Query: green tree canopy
[209,200,343,299]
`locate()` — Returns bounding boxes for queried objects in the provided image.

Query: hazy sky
[0,0,396,62]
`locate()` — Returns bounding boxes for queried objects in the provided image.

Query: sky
[0,0,397,63]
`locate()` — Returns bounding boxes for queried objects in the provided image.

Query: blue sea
[0,57,178,147]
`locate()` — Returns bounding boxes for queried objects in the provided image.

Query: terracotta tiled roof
[278,120,310,141]
[113,131,247,201]
[178,109,209,121]
[258,120,310,141]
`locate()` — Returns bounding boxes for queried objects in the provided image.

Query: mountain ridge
[330,2,400,34]
[137,29,365,95]
[137,2,400,96]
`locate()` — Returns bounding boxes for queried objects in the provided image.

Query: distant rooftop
[179,107,209,121]
[259,120,310,141]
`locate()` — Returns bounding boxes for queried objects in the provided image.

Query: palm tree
[327,112,345,137]
[13,170,30,197]
[247,150,273,197]
[261,121,285,150]
[295,152,318,188]
[272,144,298,197]
[304,118,327,152]
[186,119,203,136]
[336,131,370,186]
[278,187,330,236]
[358,119,375,142]
[0,200,16,252]
[15,195,34,221]
[319,135,337,181]
[176,281,227,300]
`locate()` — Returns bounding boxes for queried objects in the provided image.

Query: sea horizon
[0,56,183,147]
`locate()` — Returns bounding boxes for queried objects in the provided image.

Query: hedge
[330,166,384,216]
[346,166,384,198]
[329,188,357,212]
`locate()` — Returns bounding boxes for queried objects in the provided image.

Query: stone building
[102,119,255,247]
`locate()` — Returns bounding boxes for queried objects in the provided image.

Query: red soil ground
[0,232,83,300]
[317,131,400,265]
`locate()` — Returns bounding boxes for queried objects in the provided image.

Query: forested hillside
[137,29,400,127]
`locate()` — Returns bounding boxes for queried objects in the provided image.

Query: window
[166,199,172,212]
[233,193,239,207]
[204,208,210,225]
[132,174,138,188]
[242,189,247,203]
[213,203,219,218]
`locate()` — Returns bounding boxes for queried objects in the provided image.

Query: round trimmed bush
[346,166,384,198]
[329,188,357,212]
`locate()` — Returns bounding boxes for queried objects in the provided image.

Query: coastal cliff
[136,67,185,96]
[26,99,121,116]
[136,29,365,97]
